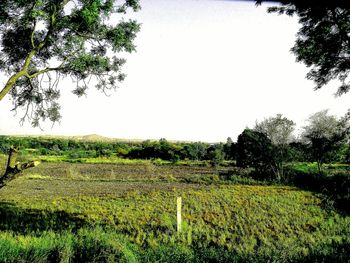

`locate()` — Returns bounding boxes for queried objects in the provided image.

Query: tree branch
[0,2,61,101]
[0,71,26,101]
[31,20,37,49]
[29,1,38,49]
[29,57,69,78]
[0,146,40,189]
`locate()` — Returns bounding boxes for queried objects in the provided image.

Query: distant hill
[70,135,147,143]
[1,134,149,143]
[75,134,114,142]
[0,134,213,144]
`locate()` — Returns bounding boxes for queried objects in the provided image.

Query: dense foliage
[0,136,235,165]
[236,129,274,174]
[254,114,295,180]
[259,0,350,93]
[301,110,350,173]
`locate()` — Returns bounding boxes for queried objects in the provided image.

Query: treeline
[0,133,348,167]
[1,110,349,171]
[0,136,229,164]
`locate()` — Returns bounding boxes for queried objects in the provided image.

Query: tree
[223,137,237,160]
[156,138,182,162]
[0,0,140,188]
[181,142,208,161]
[288,141,310,162]
[254,114,295,180]
[206,144,225,167]
[301,110,349,174]
[236,129,275,177]
[254,114,295,146]
[0,0,140,126]
[257,0,350,94]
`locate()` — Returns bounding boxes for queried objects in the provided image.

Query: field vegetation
[1,114,350,262]
[0,136,350,262]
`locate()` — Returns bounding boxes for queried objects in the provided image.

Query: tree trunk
[5,146,18,174]
[0,71,25,101]
[0,146,40,189]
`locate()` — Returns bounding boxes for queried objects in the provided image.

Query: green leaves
[107,21,140,52]
[301,110,349,173]
[0,0,140,126]
[236,129,274,173]
[68,53,111,75]
[81,0,101,26]
[265,1,350,94]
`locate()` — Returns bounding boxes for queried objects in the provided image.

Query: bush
[285,166,350,213]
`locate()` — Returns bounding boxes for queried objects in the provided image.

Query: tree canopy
[254,114,295,179]
[254,114,295,146]
[258,0,350,94]
[257,0,350,9]
[301,110,349,173]
[236,128,275,176]
[0,0,140,126]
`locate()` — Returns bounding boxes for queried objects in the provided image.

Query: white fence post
[177,197,182,233]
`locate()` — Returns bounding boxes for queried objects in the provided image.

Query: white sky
[0,0,349,142]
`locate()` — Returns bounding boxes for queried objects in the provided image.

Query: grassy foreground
[0,159,349,262]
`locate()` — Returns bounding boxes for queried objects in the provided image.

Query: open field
[0,158,349,262]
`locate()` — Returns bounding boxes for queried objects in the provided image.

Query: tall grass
[0,160,350,262]
[1,179,349,262]
[0,228,139,263]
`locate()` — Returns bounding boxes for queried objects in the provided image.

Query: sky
[0,0,349,142]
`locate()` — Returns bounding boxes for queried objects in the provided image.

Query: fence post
[177,197,182,233]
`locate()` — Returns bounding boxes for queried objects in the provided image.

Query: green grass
[0,161,349,262]
[37,155,215,167]
[0,227,140,263]
[38,155,152,165]
[287,162,350,174]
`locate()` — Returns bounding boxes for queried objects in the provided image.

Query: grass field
[0,156,349,262]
